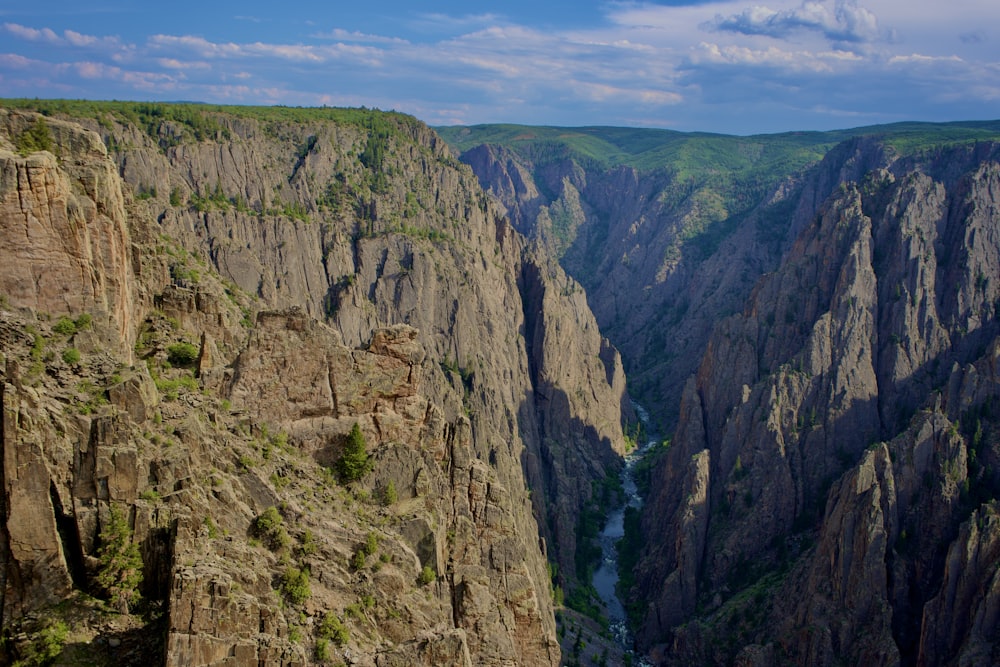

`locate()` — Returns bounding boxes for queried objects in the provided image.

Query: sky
[0,1,997,135]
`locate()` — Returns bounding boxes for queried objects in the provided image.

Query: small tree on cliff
[96,505,144,613]
[336,423,372,483]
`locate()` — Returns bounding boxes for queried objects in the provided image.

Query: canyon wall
[0,105,630,666]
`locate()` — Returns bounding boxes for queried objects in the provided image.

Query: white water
[591,403,658,661]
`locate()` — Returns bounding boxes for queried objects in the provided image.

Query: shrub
[317,611,349,645]
[16,118,53,156]
[364,531,379,556]
[280,566,311,605]
[53,317,77,335]
[253,506,290,551]
[383,480,397,505]
[166,341,199,366]
[62,348,81,364]
[11,619,69,667]
[314,638,330,662]
[417,565,435,586]
[297,529,318,557]
[96,505,144,613]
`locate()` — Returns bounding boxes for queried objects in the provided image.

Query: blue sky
[1,1,997,134]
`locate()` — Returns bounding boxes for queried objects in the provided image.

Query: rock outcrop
[0,112,141,354]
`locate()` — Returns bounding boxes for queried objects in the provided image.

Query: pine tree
[336,423,372,483]
[96,505,143,613]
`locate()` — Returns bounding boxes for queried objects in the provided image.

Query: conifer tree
[96,505,143,613]
[336,423,372,483]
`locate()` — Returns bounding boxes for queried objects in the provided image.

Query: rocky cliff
[449,133,830,430]
[630,140,1000,665]
[0,104,630,666]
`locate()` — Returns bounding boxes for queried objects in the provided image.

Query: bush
[62,348,81,364]
[317,611,350,645]
[335,423,372,483]
[166,341,200,366]
[417,564,435,586]
[314,638,330,662]
[253,506,290,551]
[16,118,53,156]
[11,619,68,667]
[364,531,379,556]
[53,317,77,335]
[280,566,310,605]
[383,480,398,505]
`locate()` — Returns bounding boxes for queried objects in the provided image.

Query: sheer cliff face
[459,143,799,430]
[633,141,1000,665]
[0,107,629,666]
[0,114,140,353]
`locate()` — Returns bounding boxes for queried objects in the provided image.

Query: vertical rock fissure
[49,481,88,591]
[0,381,10,624]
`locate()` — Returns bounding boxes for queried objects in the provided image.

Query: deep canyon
[2,101,1000,666]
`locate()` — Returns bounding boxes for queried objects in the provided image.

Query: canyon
[2,101,1000,666]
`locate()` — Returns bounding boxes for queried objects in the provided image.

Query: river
[592,403,658,660]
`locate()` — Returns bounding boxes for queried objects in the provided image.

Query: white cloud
[709,0,880,44]
[4,22,123,50]
[157,58,211,70]
[3,22,60,42]
[0,52,38,68]
[888,53,964,65]
[312,28,409,45]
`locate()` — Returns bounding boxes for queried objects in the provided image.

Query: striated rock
[918,502,1000,667]
[631,140,1000,664]
[0,110,138,354]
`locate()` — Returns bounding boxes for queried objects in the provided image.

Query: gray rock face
[631,141,1000,664]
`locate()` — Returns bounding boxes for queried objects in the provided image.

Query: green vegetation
[350,533,380,570]
[188,182,232,213]
[52,317,76,336]
[152,371,199,401]
[14,117,53,157]
[10,619,68,667]
[417,564,436,586]
[1,99,421,150]
[280,566,311,605]
[382,480,398,505]
[96,505,144,613]
[615,506,645,629]
[335,423,372,483]
[317,611,350,645]
[61,348,80,365]
[166,341,200,366]
[51,313,91,336]
[437,120,1000,263]
[436,120,1000,173]
[253,506,291,551]
[297,529,318,557]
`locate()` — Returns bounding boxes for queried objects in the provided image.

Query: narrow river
[592,403,658,656]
